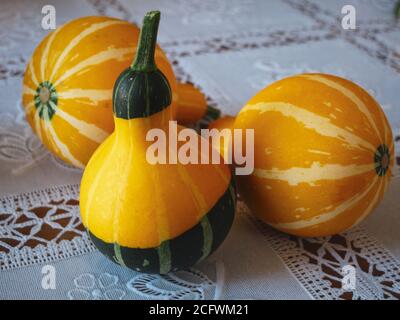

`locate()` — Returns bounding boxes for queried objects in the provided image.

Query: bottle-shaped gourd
[80,11,236,274]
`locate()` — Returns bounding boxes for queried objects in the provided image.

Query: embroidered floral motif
[126,269,214,300]
[68,273,126,300]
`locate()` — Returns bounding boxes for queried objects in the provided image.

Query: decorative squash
[233,74,394,237]
[80,11,236,273]
[22,16,212,168]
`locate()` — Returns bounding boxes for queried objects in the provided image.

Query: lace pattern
[2,183,399,299]
[0,184,95,270]
[238,202,400,300]
[0,183,224,300]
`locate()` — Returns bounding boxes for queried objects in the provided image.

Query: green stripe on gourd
[157,240,172,274]
[199,216,213,261]
[113,243,127,267]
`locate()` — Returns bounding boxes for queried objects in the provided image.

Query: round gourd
[233,73,394,237]
[80,11,236,273]
[22,16,210,168]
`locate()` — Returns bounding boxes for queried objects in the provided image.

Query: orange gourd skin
[22,16,206,168]
[234,73,394,237]
[209,116,235,133]
[176,83,208,124]
[208,116,236,159]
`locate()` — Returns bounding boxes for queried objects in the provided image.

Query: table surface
[0,0,399,300]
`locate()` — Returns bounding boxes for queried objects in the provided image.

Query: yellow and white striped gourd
[234,73,394,237]
[22,16,208,168]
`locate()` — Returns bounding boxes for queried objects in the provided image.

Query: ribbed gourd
[214,74,394,237]
[80,11,236,273]
[22,16,216,168]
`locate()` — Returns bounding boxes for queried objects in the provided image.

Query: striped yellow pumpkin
[22,16,206,168]
[234,73,394,237]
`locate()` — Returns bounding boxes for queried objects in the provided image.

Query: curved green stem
[131,11,160,72]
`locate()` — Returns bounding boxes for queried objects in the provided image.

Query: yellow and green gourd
[80,11,236,273]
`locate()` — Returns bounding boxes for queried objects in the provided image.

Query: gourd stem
[131,11,160,72]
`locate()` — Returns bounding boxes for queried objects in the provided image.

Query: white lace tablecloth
[0,0,399,300]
